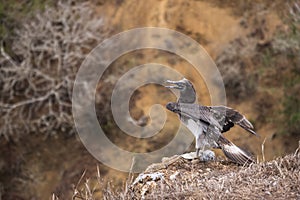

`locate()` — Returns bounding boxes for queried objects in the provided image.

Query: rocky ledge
[130,146,300,199]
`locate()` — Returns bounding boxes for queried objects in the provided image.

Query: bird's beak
[164,80,184,90]
[166,102,178,112]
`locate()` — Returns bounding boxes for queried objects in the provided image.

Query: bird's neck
[178,90,196,103]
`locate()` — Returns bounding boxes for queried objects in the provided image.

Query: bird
[165,78,257,135]
[165,78,257,165]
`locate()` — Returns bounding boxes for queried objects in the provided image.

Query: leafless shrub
[0,1,108,140]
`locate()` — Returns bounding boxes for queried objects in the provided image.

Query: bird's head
[165,78,196,103]
[165,78,192,91]
[166,102,179,113]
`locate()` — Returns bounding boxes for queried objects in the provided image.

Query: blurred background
[0,0,300,199]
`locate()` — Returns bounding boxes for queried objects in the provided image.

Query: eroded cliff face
[97,0,251,56]
[93,1,300,198]
[96,0,291,162]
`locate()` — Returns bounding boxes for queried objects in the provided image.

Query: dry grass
[69,142,300,199]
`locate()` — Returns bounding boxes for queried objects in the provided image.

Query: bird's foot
[180,150,215,161]
[198,150,215,162]
[180,152,198,160]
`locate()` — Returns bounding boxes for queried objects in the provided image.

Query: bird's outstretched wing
[218,135,255,165]
[167,102,257,135]
[166,102,223,130]
[210,106,257,135]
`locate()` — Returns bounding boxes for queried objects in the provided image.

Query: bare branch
[0,1,108,139]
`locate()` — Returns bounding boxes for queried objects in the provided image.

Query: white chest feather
[185,119,205,138]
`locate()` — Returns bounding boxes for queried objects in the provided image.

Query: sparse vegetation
[216,1,300,137]
[1,0,300,199]
[282,2,300,136]
[216,38,258,100]
[0,0,56,41]
[0,1,108,140]
[267,1,300,136]
[70,143,300,199]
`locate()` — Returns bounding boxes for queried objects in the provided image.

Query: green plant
[281,2,300,136]
[283,86,300,135]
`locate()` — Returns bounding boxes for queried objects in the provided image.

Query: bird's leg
[196,131,215,161]
[195,136,201,157]
[196,148,200,157]
[195,131,205,158]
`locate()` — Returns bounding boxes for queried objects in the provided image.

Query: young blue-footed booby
[165,78,256,165]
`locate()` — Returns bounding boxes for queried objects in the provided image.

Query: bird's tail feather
[218,135,255,165]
